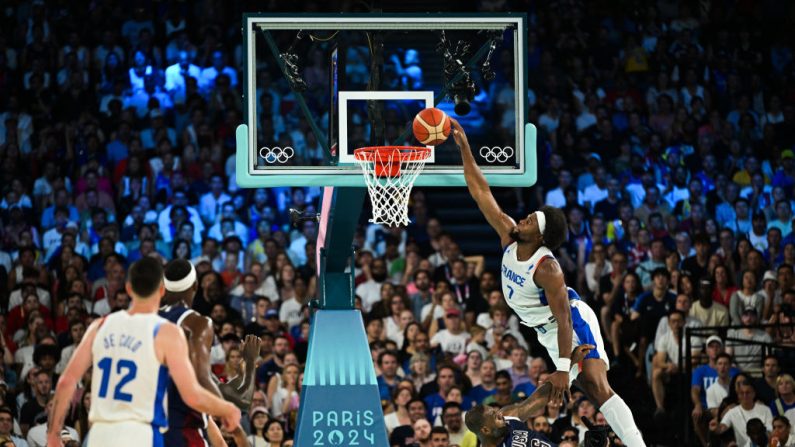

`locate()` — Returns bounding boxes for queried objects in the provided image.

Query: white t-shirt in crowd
[654,330,684,367]
[355,280,383,313]
[92,298,112,316]
[545,188,566,208]
[705,380,729,409]
[279,297,303,330]
[384,317,403,346]
[720,403,773,447]
[421,303,445,322]
[476,312,520,333]
[8,287,52,310]
[27,424,79,447]
[430,330,470,356]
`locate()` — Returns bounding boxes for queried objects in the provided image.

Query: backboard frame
[236,13,536,189]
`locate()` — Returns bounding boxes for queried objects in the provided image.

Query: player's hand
[708,418,719,432]
[242,334,261,369]
[547,370,570,407]
[220,402,241,432]
[570,344,595,363]
[230,426,251,447]
[449,118,470,149]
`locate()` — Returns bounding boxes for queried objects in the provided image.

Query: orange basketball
[413,108,451,146]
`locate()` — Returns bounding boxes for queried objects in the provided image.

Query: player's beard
[509,227,523,242]
[491,425,510,440]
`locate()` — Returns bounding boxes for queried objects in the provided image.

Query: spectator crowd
[1,0,795,446]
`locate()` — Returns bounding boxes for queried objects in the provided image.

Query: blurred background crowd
[2,0,795,446]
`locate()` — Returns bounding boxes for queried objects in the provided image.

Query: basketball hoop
[353,146,431,227]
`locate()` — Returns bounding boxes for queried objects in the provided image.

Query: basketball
[413,108,451,146]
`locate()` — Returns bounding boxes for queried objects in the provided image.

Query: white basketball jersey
[89,311,169,430]
[501,243,579,327]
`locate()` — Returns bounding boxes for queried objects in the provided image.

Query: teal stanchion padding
[295,310,389,446]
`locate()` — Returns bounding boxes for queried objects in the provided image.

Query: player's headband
[535,211,546,237]
[164,262,196,292]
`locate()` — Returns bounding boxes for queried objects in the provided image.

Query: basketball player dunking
[161,259,260,447]
[452,119,646,446]
[47,258,241,447]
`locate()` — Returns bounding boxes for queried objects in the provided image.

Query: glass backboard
[236,13,536,188]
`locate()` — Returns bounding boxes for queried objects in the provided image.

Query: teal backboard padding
[235,122,537,188]
[295,310,389,446]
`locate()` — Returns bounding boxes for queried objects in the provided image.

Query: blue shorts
[535,300,609,383]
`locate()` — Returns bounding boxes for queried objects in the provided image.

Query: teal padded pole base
[294,310,389,446]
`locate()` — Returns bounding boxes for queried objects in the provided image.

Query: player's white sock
[600,393,646,447]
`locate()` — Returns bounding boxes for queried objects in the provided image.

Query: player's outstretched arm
[184,313,226,397]
[501,381,552,421]
[533,260,574,406]
[450,118,515,247]
[501,345,593,421]
[48,318,102,447]
[217,334,260,409]
[158,323,241,430]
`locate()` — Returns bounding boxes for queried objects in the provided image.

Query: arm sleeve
[691,367,703,387]
[653,335,665,355]
[720,409,733,428]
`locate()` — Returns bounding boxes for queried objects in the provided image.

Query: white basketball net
[354,147,430,227]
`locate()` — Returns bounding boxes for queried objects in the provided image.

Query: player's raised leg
[579,358,646,446]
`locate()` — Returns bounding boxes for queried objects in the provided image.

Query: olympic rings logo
[479,146,514,163]
[259,146,294,164]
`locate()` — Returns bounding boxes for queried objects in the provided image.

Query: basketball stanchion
[236,15,535,447]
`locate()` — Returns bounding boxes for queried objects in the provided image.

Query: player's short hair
[652,267,670,280]
[539,205,567,250]
[774,415,791,427]
[668,309,685,319]
[464,404,486,435]
[0,406,13,418]
[495,370,512,383]
[377,350,398,366]
[164,259,193,284]
[693,233,711,246]
[716,352,732,363]
[407,398,426,410]
[442,401,462,415]
[414,269,431,281]
[128,257,163,298]
[431,426,449,436]
[489,303,510,318]
[764,354,780,364]
[437,364,456,376]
